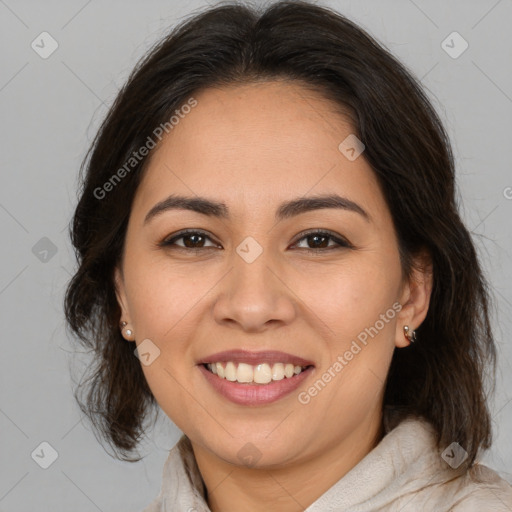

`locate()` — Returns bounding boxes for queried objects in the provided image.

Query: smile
[204,361,310,384]
[199,363,314,406]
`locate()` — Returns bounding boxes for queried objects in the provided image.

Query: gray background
[1,0,511,510]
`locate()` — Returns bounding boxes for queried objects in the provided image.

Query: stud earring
[119,321,135,341]
[403,325,417,343]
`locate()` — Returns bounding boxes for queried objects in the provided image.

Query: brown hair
[64,0,496,465]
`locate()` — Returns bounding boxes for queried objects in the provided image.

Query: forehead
[133,81,388,225]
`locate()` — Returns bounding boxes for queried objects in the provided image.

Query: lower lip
[198,364,314,406]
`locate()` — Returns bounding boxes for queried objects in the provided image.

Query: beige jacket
[142,417,512,511]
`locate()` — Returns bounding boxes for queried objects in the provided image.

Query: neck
[191,413,384,512]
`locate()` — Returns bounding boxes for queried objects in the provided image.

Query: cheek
[127,267,204,427]
[139,361,198,436]
[124,252,215,340]
[304,260,399,339]
[300,260,399,398]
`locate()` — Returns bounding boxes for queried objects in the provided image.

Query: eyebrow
[143,193,371,225]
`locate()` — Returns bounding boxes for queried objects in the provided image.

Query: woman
[64,1,512,510]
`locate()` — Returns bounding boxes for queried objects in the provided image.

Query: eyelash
[158,229,353,253]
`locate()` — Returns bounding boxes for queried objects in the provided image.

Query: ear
[395,249,433,348]
[114,265,131,320]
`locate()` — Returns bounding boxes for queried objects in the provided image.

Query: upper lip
[198,349,315,367]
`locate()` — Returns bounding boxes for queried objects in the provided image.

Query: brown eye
[178,233,207,248]
[292,230,353,251]
[160,230,219,250]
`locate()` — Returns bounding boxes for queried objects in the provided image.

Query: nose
[212,248,297,333]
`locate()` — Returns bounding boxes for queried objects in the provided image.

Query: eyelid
[160,229,220,248]
[290,228,353,249]
[159,228,353,251]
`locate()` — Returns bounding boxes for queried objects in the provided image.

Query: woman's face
[115,81,430,468]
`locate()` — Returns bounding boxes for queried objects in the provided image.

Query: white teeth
[284,363,294,378]
[206,362,309,384]
[236,363,253,383]
[254,363,272,384]
[271,363,285,381]
[225,361,237,381]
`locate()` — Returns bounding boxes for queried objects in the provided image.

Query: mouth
[202,361,313,385]
[197,350,315,405]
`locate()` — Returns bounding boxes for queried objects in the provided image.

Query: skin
[114,80,433,512]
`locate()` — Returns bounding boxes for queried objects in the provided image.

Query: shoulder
[448,464,512,511]
[381,417,512,510]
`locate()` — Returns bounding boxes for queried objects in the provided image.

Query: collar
[145,415,462,511]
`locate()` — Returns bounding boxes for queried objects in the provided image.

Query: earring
[119,321,135,341]
[403,325,417,343]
